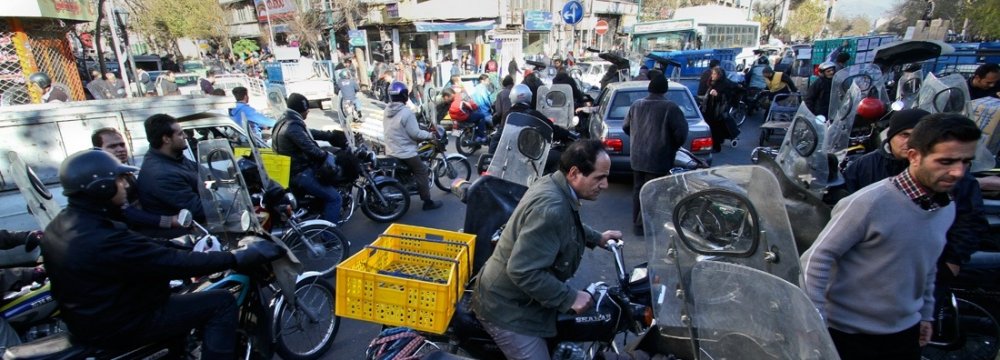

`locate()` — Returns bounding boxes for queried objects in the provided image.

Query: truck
[263,47,336,110]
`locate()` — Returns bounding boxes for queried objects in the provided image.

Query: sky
[833,0,895,20]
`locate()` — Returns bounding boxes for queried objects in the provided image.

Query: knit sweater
[801,178,953,334]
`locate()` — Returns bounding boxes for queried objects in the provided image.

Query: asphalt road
[306,108,767,359]
[0,106,768,359]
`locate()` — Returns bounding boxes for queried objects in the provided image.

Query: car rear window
[606,89,700,120]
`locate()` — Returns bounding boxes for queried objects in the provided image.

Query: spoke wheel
[433,157,471,192]
[360,181,410,223]
[282,223,349,274]
[275,278,339,360]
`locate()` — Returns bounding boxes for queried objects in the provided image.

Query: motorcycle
[3,139,339,360]
[632,165,839,359]
[374,125,472,195]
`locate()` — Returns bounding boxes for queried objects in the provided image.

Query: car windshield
[606,89,700,120]
[184,62,206,70]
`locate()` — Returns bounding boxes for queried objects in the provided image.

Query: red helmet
[856,97,886,120]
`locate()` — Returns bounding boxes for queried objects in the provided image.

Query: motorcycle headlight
[673,189,759,257]
[790,116,818,157]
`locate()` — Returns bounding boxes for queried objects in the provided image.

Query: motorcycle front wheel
[282,223,349,275]
[729,102,748,127]
[455,129,481,156]
[922,298,1000,360]
[433,156,472,192]
[275,277,340,360]
[360,181,411,223]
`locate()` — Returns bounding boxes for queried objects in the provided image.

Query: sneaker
[422,200,443,210]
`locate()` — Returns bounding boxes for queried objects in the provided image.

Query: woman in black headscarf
[702,66,740,152]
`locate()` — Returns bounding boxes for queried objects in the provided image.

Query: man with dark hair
[968,63,1000,100]
[92,127,185,234]
[137,114,203,237]
[200,70,216,94]
[473,139,622,360]
[435,87,456,123]
[272,93,349,224]
[835,52,851,71]
[623,71,689,235]
[803,113,982,360]
[229,86,276,137]
[492,75,515,128]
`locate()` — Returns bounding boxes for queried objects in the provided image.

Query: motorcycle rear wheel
[360,181,410,223]
[275,278,340,360]
[456,129,481,156]
[282,223,349,275]
[433,156,472,192]
[922,298,1000,360]
[729,102,748,127]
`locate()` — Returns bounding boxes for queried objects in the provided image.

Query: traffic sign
[561,0,584,26]
[595,20,609,35]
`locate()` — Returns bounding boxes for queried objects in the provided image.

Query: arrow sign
[562,0,583,25]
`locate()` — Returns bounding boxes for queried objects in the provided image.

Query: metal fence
[0,18,85,106]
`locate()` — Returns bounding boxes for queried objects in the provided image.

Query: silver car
[590,81,713,173]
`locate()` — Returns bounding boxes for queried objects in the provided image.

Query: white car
[574,61,612,90]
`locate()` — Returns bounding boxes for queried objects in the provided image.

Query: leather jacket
[272,110,348,173]
[41,199,235,346]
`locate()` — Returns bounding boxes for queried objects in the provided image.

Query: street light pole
[262,0,277,53]
[104,0,133,98]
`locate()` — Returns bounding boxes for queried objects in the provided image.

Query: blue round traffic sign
[562,0,584,25]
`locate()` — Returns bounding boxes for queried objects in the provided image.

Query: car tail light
[603,138,623,153]
[691,137,713,152]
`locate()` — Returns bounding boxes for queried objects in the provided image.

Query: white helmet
[510,84,532,105]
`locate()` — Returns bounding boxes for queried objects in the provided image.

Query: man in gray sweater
[623,70,688,235]
[801,113,981,360]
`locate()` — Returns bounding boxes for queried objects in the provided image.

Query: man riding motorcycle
[384,81,444,210]
[272,93,349,225]
[805,61,837,117]
[41,149,284,358]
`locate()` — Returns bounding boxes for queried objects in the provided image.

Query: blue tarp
[414,20,495,33]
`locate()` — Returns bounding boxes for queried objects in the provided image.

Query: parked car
[173,73,202,95]
[590,80,713,174]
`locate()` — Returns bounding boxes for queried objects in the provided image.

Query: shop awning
[1,1,96,22]
[414,20,495,33]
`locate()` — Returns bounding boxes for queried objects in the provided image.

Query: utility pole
[105,0,133,98]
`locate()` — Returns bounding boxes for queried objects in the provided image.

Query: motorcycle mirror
[890,100,904,111]
[240,211,252,232]
[177,209,193,228]
[284,192,298,210]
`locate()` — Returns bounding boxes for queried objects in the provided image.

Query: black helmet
[286,93,309,114]
[60,149,138,200]
[29,72,51,89]
[388,81,408,103]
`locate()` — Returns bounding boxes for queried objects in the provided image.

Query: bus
[631,5,760,66]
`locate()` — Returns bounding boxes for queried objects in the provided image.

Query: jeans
[467,112,489,138]
[132,290,237,358]
[291,168,343,224]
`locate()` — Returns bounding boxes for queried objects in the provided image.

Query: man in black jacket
[837,109,987,297]
[43,149,283,358]
[272,93,349,225]
[137,114,202,238]
[623,72,689,235]
[805,61,836,117]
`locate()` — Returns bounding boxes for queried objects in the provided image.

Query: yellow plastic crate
[336,224,476,334]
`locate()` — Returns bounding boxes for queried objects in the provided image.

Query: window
[606,89,700,120]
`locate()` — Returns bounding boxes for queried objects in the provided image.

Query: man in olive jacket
[473,140,623,360]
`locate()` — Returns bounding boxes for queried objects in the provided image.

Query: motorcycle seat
[3,332,90,360]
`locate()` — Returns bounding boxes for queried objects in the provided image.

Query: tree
[233,39,260,59]
[786,0,825,40]
[753,0,784,42]
[638,0,715,21]
[881,0,962,35]
[329,0,371,86]
[962,0,1000,39]
[285,3,325,57]
[131,0,226,55]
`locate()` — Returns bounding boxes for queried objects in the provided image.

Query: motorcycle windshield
[896,71,923,106]
[537,84,575,129]
[641,166,800,333]
[916,73,969,114]
[686,260,840,360]
[828,65,887,145]
[196,139,262,236]
[774,105,838,195]
[488,113,553,187]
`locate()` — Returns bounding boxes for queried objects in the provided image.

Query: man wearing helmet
[272,93,350,224]
[383,81,443,210]
[335,69,361,118]
[42,149,284,358]
[806,61,837,117]
[28,72,69,103]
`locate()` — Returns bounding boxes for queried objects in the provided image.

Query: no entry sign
[595,20,609,35]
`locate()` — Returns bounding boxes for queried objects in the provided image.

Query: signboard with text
[524,10,553,32]
[349,30,367,47]
[254,0,296,23]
